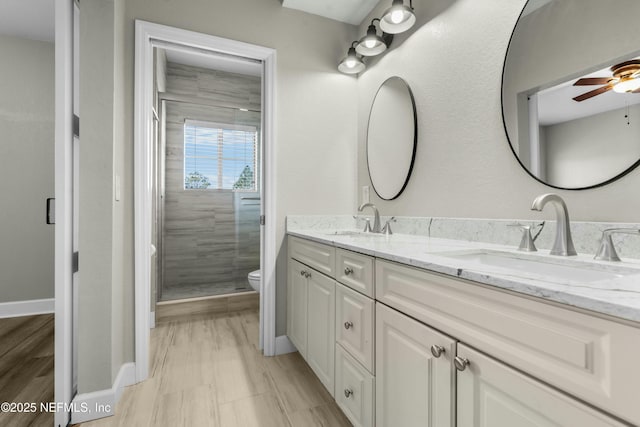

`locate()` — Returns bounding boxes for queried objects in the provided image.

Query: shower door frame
[134,20,278,382]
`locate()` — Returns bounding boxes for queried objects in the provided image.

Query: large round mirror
[502,0,640,189]
[367,76,417,200]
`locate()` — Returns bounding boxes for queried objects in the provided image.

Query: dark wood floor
[0,314,54,427]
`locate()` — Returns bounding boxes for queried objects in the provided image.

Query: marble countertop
[288,229,640,324]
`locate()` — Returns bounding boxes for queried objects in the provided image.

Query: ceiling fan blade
[573,85,613,102]
[573,77,611,86]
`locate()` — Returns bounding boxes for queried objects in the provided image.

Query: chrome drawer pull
[454,356,470,371]
[430,345,445,358]
[344,267,354,275]
[344,389,353,398]
[344,321,354,330]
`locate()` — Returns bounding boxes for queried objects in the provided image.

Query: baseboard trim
[0,298,54,318]
[70,362,136,424]
[275,335,296,355]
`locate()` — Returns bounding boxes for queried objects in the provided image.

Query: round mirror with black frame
[502,0,640,190]
[366,76,417,200]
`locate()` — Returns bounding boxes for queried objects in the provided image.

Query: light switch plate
[362,185,370,204]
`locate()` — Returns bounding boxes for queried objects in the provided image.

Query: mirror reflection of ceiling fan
[573,60,640,102]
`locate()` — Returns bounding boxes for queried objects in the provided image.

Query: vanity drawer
[376,259,640,425]
[336,248,374,297]
[289,236,335,278]
[335,344,374,427]
[336,283,374,373]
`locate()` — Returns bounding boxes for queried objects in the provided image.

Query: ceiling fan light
[613,78,640,93]
[380,0,416,34]
[356,24,387,56]
[338,47,365,74]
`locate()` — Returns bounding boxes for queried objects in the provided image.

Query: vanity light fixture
[356,19,389,57]
[338,1,415,74]
[380,0,416,34]
[338,41,366,74]
[613,77,640,93]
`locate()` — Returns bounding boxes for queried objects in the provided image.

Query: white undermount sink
[323,230,386,237]
[436,249,640,283]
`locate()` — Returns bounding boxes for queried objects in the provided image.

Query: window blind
[184,120,257,191]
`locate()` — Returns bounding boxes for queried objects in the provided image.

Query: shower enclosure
[153,48,262,301]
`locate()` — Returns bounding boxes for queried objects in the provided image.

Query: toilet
[248,270,260,292]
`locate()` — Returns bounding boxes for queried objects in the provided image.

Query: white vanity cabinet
[288,235,640,426]
[287,237,336,395]
[376,259,640,426]
[376,302,456,427]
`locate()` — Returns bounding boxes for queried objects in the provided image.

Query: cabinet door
[335,283,374,372]
[306,269,336,396]
[456,344,628,427]
[376,303,455,427]
[287,259,308,358]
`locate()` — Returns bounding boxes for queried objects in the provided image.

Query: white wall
[0,35,54,303]
[358,0,640,222]
[544,104,640,188]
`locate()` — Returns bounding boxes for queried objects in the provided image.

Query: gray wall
[78,0,115,393]
[544,104,640,188]
[162,62,261,298]
[0,35,54,303]
[358,0,640,222]
[77,0,132,393]
[76,0,357,394]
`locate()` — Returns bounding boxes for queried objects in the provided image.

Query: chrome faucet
[358,203,381,233]
[531,193,577,256]
[594,228,640,261]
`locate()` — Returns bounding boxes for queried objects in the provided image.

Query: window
[183,120,257,191]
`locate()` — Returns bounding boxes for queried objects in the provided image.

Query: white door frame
[54,1,74,426]
[134,20,278,381]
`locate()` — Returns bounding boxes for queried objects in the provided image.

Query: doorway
[154,48,263,302]
[134,21,277,382]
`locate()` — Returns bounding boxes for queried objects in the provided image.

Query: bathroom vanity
[286,225,640,427]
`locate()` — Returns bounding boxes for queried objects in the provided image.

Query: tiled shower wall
[161,61,261,300]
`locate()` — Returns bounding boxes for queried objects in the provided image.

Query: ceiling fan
[572,60,640,102]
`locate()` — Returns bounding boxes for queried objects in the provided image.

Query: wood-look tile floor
[75,309,351,427]
[0,314,54,427]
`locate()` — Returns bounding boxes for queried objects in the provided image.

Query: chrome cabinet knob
[454,356,470,371]
[344,321,353,330]
[344,267,354,275]
[300,270,305,276]
[306,272,311,278]
[344,389,353,398]
[430,345,445,358]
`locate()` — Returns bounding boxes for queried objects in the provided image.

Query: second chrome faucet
[358,203,382,233]
[531,193,577,256]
